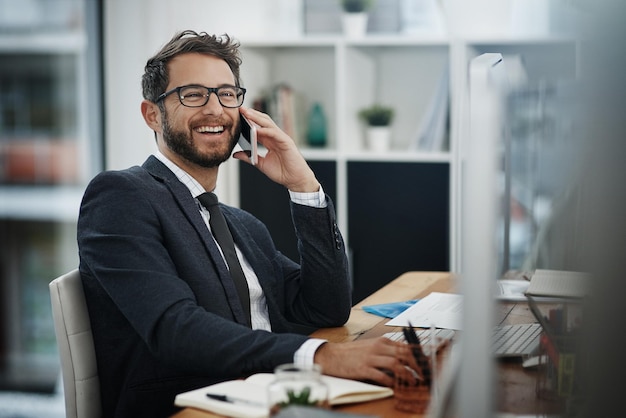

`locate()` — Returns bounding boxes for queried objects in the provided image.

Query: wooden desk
[172,272,563,418]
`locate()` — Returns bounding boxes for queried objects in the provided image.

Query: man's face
[158,53,241,169]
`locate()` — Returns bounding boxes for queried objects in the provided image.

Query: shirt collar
[154,150,208,199]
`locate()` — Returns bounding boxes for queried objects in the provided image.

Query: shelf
[0,186,83,222]
[299,148,337,161]
[238,36,338,47]
[237,33,574,50]
[238,34,449,48]
[0,31,87,53]
[300,148,451,163]
[463,34,577,46]
[340,34,449,46]
[342,150,451,163]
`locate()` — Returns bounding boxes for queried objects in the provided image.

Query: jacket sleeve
[226,197,352,332]
[286,198,352,326]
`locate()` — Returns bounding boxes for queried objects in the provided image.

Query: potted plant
[359,104,394,126]
[358,104,394,151]
[340,0,374,38]
[341,0,373,13]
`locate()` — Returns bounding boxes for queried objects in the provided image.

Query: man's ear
[141,100,162,133]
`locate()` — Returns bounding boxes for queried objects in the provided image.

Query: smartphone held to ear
[238,114,258,165]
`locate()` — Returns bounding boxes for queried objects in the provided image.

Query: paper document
[385,292,463,330]
[495,279,531,302]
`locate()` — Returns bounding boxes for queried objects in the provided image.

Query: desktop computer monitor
[458,52,509,417]
[432,52,584,417]
[429,53,509,417]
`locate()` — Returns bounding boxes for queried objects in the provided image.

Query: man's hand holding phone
[234,107,320,194]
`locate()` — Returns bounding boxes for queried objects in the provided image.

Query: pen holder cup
[267,363,329,416]
[394,347,432,414]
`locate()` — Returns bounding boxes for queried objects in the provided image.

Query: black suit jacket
[77,156,351,417]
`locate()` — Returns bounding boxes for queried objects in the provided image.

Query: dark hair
[141,30,242,103]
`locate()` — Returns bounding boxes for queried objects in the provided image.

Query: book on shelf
[411,63,449,152]
[255,84,307,146]
[174,372,393,418]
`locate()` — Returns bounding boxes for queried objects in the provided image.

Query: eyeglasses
[156,85,246,108]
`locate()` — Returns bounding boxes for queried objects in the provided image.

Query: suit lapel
[142,156,250,326]
[222,209,267,272]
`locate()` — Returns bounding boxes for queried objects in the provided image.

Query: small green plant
[358,104,394,126]
[341,0,373,13]
[280,387,317,407]
[270,386,321,415]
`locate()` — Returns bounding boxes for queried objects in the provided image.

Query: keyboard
[384,328,456,356]
[492,323,542,358]
[385,323,542,358]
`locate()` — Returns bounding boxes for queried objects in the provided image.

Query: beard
[161,110,241,168]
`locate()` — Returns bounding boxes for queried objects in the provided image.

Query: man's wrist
[294,338,327,366]
[289,185,327,208]
[288,179,320,194]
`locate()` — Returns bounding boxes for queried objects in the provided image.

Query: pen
[404,321,432,387]
[206,393,266,408]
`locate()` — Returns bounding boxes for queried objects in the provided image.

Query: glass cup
[267,363,329,416]
[394,345,433,413]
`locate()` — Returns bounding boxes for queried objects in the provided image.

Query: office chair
[49,269,102,418]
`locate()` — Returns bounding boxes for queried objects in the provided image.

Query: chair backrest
[49,269,102,418]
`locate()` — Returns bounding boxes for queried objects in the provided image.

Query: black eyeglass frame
[156,84,247,108]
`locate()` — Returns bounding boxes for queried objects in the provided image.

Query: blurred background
[1,0,623,417]
[0,0,100,415]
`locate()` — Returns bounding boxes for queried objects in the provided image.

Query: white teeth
[195,125,224,133]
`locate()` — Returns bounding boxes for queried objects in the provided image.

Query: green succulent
[341,0,374,13]
[279,387,317,407]
[358,104,394,126]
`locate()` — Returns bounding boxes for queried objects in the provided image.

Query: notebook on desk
[525,269,589,299]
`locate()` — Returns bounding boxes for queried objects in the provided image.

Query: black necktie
[197,192,251,327]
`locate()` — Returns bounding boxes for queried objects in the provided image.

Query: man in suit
[78,30,414,417]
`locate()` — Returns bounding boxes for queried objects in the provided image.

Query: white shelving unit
[237,35,450,153]
[225,35,451,301]
[227,32,577,286]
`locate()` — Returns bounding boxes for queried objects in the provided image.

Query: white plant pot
[342,12,368,38]
[366,127,391,152]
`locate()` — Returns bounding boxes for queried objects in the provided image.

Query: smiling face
[155,53,241,171]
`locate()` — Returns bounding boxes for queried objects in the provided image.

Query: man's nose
[202,91,223,113]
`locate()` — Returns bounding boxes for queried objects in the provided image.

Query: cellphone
[238,114,258,165]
